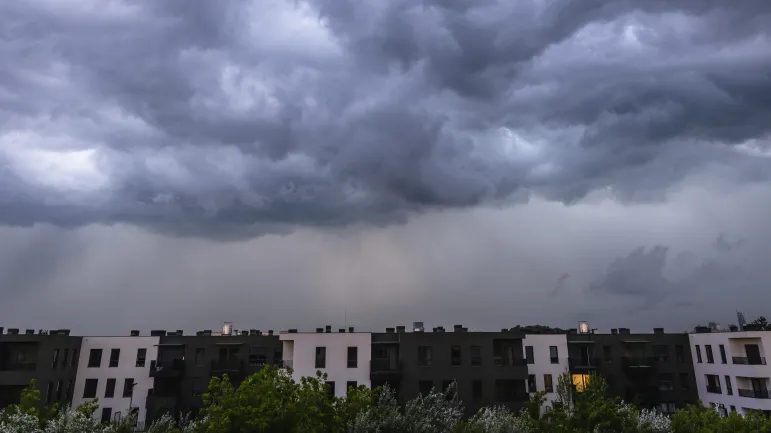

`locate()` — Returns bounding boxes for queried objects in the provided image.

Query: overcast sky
[1,0,770,335]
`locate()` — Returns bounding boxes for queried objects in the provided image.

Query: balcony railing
[211,359,246,376]
[738,388,771,399]
[149,359,185,378]
[732,357,767,365]
[621,357,655,367]
[569,357,600,369]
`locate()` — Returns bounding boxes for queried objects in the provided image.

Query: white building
[522,334,569,408]
[71,336,159,427]
[280,329,371,398]
[690,330,771,415]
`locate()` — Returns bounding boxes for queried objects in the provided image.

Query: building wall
[523,334,569,407]
[690,331,771,415]
[71,336,159,427]
[280,332,371,397]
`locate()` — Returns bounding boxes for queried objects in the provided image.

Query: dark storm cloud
[1,0,771,236]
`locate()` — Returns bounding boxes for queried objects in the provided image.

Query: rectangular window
[249,346,267,367]
[100,407,112,424]
[544,374,553,393]
[603,345,612,362]
[62,349,69,369]
[104,378,116,398]
[122,378,134,398]
[45,381,53,404]
[346,381,357,394]
[525,346,534,364]
[472,380,483,401]
[527,374,537,392]
[719,345,727,364]
[675,345,684,363]
[325,381,335,397]
[88,349,102,368]
[495,379,521,402]
[315,347,326,369]
[55,380,62,401]
[347,347,358,368]
[679,373,690,391]
[109,349,120,368]
[549,346,559,364]
[450,346,461,366]
[660,402,676,414]
[706,374,721,394]
[705,345,714,364]
[419,380,433,395]
[195,348,205,366]
[470,346,482,366]
[725,375,733,395]
[83,379,98,399]
[136,348,147,367]
[70,349,77,367]
[418,346,433,367]
[659,373,674,391]
[695,345,702,363]
[52,349,59,368]
[653,345,669,362]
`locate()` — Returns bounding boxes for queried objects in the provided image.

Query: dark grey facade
[371,326,528,416]
[566,328,698,411]
[145,330,282,425]
[0,328,82,409]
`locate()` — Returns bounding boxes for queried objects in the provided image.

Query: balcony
[738,389,771,399]
[210,359,245,377]
[149,359,185,378]
[370,359,402,381]
[621,357,655,368]
[732,357,767,365]
[569,357,601,370]
[145,391,177,414]
[0,362,37,372]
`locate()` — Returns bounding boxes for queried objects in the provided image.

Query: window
[524,346,534,364]
[470,346,482,366]
[653,345,669,362]
[660,402,676,414]
[109,349,120,367]
[88,349,102,368]
[450,346,461,366]
[315,347,326,369]
[472,380,483,401]
[347,347,358,368]
[603,345,612,362]
[136,348,147,367]
[83,379,98,399]
[346,381,357,394]
[419,380,433,395]
[493,340,516,366]
[495,379,521,402]
[122,378,134,398]
[675,345,684,363]
[195,348,205,366]
[695,345,702,363]
[70,349,77,367]
[101,408,112,424]
[249,346,267,367]
[104,378,116,398]
[62,349,69,369]
[705,374,721,394]
[544,374,553,393]
[527,374,537,392]
[45,381,53,404]
[679,373,690,391]
[325,381,335,397]
[572,374,591,392]
[418,346,433,367]
[725,375,733,395]
[705,345,714,364]
[719,345,727,364]
[730,405,736,413]
[52,349,59,368]
[659,373,674,391]
[549,346,559,364]
[273,347,282,364]
[55,380,62,401]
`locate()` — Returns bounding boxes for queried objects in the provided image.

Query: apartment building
[371,324,529,416]
[690,329,771,416]
[71,335,159,427]
[280,326,371,398]
[566,327,698,413]
[522,333,569,407]
[145,327,283,426]
[0,328,82,409]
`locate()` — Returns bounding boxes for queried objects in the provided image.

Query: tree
[746,316,770,331]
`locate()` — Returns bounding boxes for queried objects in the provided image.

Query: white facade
[72,336,159,427]
[690,331,771,415]
[280,331,371,397]
[523,334,569,407]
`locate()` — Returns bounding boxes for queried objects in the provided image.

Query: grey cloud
[1,0,771,236]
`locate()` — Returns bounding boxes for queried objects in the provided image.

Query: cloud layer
[2,0,770,237]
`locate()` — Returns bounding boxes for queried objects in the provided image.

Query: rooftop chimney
[316,328,324,333]
[241,330,249,336]
[653,328,664,334]
[250,329,258,335]
[453,324,463,332]
[385,327,395,333]
[0,327,3,334]
[268,330,274,336]
[610,328,618,335]
[203,330,212,336]
[150,330,167,337]
[130,330,140,337]
[413,322,424,332]
[325,325,332,333]
[619,328,630,335]
[25,329,35,335]
[396,326,406,333]
[339,328,346,333]
[289,329,298,333]
[461,327,468,332]
[8,328,19,335]
[436,326,445,332]
[348,327,354,333]
[196,331,204,336]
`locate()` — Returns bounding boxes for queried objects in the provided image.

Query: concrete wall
[690,331,771,414]
[523,334,569,407]
[72,336,159,428]
[280,332,371,397]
